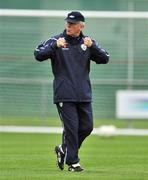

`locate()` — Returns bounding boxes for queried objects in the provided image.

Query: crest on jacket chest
[81,44,87,51]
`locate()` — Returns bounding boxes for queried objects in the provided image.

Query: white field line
[0,126,148,136]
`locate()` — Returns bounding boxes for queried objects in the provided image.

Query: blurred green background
[0,0,148,126]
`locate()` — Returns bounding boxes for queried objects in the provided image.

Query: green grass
[0,133,148,180]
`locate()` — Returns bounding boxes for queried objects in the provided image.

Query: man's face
[65,22,84,37]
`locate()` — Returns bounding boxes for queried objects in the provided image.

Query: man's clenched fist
[83,37,93,47]
[57,37,67,48]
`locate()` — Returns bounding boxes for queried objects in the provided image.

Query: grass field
[0,133,148,180]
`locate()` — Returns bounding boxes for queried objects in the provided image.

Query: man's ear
[80,23,85,30]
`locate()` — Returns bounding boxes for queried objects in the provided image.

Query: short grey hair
[79,21,85,26]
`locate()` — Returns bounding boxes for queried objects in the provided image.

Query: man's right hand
[57,38,67,48]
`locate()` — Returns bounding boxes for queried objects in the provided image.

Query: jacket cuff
[90,42,98,50]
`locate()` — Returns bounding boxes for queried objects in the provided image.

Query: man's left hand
[83,37,93,47]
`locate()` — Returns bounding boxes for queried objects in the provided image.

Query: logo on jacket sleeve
[81,44,87,51]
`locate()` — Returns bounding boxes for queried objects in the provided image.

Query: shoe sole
[68,165,84,172]
[68,168,84,172]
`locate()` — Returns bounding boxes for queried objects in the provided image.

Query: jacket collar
[63,30,84,45]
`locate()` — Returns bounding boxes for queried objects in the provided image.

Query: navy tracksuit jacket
[34,30,109,165]
[34,30,109,103]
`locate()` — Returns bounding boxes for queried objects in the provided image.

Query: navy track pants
[56,102,93,165]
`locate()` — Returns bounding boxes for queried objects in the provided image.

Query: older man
[34,11,109,172]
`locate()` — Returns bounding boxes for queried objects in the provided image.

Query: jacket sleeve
[34,38,57,61]
[90,40,109,64]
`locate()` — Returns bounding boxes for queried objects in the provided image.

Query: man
[34,11,109,172]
